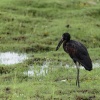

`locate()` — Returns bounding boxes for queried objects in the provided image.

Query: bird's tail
[80,56,92,71]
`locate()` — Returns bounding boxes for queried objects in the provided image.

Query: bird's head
[56,32,70,51]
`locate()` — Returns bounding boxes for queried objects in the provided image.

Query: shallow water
[24,61,100,76]
[0,52,99,75]
[65,62,100,69]
[24,61,49,76]
[93,62,100,68]
[0,52,27,65]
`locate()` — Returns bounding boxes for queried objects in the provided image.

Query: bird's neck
[63,40,67,46]
[64,40,70,43]
[63,40,70,47]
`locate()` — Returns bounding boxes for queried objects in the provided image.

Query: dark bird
[56,32,92,87]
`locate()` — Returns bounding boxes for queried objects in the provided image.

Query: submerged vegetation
[0,0,100,99]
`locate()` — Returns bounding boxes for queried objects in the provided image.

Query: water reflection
[65,62,100,69]
[24,61,49,76]
[0,52,27,65]
[25,61,100,76]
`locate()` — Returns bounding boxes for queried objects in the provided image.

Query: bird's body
[63,40,92,71]
[56,33,92,87]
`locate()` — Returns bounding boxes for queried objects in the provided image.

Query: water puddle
[0,52,27,65]
[24,61,49,76]
[65,62,100,69]
[0,52,99,77]
[24,61,100,77]
[93,63,100,68]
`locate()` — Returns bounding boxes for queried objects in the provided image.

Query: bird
[56,32,92,87]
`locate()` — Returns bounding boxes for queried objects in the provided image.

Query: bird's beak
[56,38,63,51]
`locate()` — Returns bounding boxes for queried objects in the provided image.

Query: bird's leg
[76,62,80,88]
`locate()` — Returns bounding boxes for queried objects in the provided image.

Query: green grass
[0,66,100,100]
[0,0,100,99]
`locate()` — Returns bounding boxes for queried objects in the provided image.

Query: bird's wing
[67,40,88,58]
[68,40,92,71]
